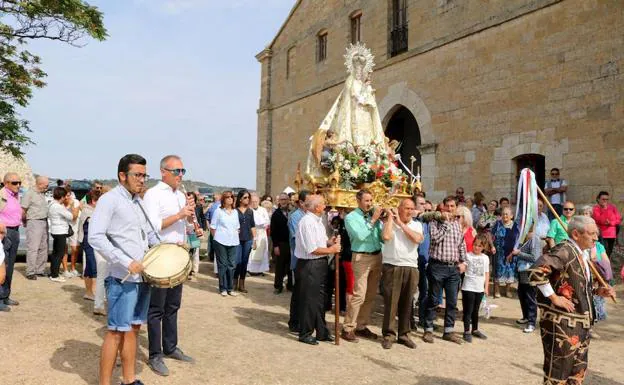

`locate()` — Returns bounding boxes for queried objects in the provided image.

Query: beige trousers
[342,252,382,333]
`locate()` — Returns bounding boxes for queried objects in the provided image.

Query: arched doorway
[514,154,545,191]
[384,105,421,172]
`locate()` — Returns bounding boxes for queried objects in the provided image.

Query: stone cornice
[255,48,273,62]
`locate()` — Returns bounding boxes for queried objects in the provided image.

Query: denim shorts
[105,276,151,332]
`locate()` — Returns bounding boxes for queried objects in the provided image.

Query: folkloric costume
[529,239,595,384]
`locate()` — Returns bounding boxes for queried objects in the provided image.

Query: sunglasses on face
[126,172,149,180]
[164,168,186,176]
[9,181,22,186]
[563,208,575,211]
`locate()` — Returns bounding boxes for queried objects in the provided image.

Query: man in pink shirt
[592,191,621,257]
[0,172,23,308]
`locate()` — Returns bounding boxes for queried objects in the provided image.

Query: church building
[256,0,623,203]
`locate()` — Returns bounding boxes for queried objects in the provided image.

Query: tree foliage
[0,0,106,158]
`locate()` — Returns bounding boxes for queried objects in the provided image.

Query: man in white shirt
[295,194,341,345]
[544,168,567,220]
[143,155,199,377]
[380,199,423,349]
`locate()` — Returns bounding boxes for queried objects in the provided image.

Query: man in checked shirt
[422,195,467,345]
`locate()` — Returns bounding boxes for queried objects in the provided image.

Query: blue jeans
[234,239,253,280]
[416,257,428,327]
[105,277,151,332]
[425,262,460,333]
[214,241,237,292]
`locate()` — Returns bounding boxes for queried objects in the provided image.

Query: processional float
[294,42,422,209]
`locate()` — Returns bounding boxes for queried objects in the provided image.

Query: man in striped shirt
[422,196,467,345]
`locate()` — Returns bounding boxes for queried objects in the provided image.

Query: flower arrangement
[323,142,405,190]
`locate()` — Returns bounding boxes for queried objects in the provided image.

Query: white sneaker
[71,270,80,277]
[50,276,66,283]
[220,291,228,297]
[523,325,535,333]
[228,291,238,297]
[62,271,73,278]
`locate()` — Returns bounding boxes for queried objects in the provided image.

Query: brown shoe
[381,337,393,350]
[341,330,359,343]
[422,331,434,343]
[397,335,416,349]
[442,332,464,345]
[355,327,378,340]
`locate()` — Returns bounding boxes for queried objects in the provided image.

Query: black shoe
[472,330,488,340]
[4,298,19,306]
[274,288,283,294]
[165,347,195,363]
[147,356,169,376]
[317,334,334,342]
[26,275,37,280]
[121,380,145,385]
[463,332,473,343]
[299,336,319,345]
[288,324,300,333]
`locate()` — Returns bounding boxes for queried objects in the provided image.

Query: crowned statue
[306,43,388,179]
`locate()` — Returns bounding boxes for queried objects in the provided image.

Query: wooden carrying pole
[537,187,616,303]
[334,254,340,345]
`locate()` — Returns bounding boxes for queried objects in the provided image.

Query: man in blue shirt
[90,154,159,385]
[287,190,310,332]
[412,195,431,330]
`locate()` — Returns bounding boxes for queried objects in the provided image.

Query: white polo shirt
[382,220,423,268]
[143,181,186,243]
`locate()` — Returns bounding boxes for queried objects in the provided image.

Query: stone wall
[257,0,624,208]
[0,151,35,189]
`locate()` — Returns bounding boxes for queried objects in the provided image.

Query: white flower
[337,154,345,163]
[343,160,351,170]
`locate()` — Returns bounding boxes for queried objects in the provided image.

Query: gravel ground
[1,262,623,385]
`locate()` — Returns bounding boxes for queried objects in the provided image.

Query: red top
[592,204,621,239]
[464,227,476,253]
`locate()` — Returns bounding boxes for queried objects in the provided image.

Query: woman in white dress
[247,194,270,274]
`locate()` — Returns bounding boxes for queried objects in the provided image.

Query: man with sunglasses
[546,201,576,249]
[0,172,23,309]
[21,175,50,280]
[89,154,158,385]
[143,155,199,377]
[544,168,568,220]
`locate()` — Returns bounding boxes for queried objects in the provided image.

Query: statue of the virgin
[306,43,386,177]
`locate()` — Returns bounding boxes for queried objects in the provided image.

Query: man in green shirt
[546,201,575,248]
[341,189,383,342]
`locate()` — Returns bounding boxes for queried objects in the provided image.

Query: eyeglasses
[563,208,575,211]
[242,196,250,200]
[126,172,149,180]
[163,168,186,176]
[9,181,22,186]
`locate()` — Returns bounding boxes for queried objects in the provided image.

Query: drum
[141,243,192,288]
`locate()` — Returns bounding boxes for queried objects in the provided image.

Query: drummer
[89,154,159,385]
[143,154,201,377]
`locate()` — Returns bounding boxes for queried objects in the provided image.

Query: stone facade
[0,151,35,189]
[256,0,624,206]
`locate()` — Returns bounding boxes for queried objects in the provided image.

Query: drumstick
[120,251,165,283]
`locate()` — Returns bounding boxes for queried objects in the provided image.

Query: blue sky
[21,0,294,189]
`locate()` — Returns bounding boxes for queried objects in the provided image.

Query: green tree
[0,0,106,158]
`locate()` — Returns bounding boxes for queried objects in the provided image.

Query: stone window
[350,11,362,44]
[390,0,408,57]
[286,46,295,78]
[317,30,328,63]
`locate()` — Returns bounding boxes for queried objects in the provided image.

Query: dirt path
[2,262,623,385]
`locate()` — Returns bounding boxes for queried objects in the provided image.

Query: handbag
[67,225,74,237]
[187,232,201,249]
